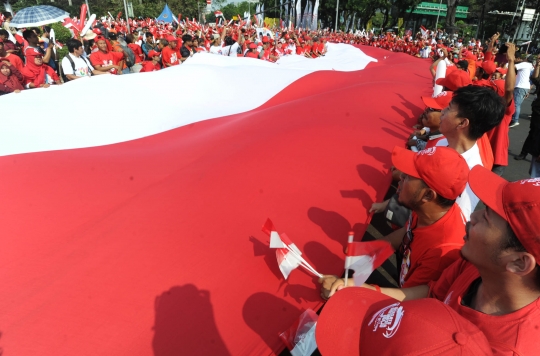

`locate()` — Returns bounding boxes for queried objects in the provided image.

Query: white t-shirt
[221,42,240,57]
[436,139,483,221]
[61,53,94,78]
[209,45,222,55]
[515,62,534,89]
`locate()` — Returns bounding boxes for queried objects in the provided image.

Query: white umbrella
[10,5,69,28]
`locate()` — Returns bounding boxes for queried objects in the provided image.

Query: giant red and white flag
[0,46,431,355]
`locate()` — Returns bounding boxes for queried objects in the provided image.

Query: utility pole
[335,0,339,32]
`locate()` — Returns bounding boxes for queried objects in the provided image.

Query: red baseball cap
[316,288,493,356]
[167,35,177,42]
[148,50,160,58]
[421,90,453,110]
[262,36,269,43]
[481,60,496,75]
[436,70,472,91]
[469,165,540,263]
[392,146,469,200]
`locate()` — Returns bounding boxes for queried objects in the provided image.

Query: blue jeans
[122,67,131,75]
[511,88,528,124]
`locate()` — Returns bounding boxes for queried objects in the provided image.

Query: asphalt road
[506,94,536,181]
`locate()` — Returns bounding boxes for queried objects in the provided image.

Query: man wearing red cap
[139,50,161,73]
[323,166,540,354]
[323,146,469,292]
[161,36,180,67]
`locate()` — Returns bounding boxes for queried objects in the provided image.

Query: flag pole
[284,245,322,277]
[343,231,354,287]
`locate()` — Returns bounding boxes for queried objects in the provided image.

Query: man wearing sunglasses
[321,146,470,294]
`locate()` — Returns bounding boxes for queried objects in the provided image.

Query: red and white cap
[469,165,540,263]
[316,288,493,356]
[421,90,453,110]
[392,146,469,200]
[436,69,472,91]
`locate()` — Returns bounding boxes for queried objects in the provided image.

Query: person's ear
[458,117,470,130]
[506,252,537,276]
[422,188,436,203]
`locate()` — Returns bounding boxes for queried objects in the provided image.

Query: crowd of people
[3,11,530,94]
[314,32,540,356]
[3,9,540,355]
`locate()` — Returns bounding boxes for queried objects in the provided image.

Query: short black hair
[125,34,134,44]
[182,34,193,42]
[145,32,153,38]
[224,36,235,46]
[0,29,8,37]
[2,12,12,19]
[67,39,83,53]
[456,60,469,71]
[22,29,36,41]
[452,86,506,140]
[108,32,117,40]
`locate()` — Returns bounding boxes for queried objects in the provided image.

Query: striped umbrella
[10,5,69,28]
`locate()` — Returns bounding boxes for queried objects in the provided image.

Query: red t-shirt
[245,51,259,59]
[477,133,494,170]
[429,259,540,355]
[89,51,124,75]
[128,43,144,63]
[161,46,179,67]
[139,61,161,73]
[486,99,514,166]
[399,203,466,288]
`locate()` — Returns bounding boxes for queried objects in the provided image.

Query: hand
[14,89,21,93]
[506,42,516,62]
[491,32,500,42]
[318,275,339,300]
[1,60,11,66]
[369,200,389,214]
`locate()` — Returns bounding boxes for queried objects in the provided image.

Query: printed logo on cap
[367,302,405,338]
[434,91,449,98]
[520,178,540,187]
[418,147,436,156]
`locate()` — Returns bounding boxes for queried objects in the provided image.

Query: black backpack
[62,54,93,82]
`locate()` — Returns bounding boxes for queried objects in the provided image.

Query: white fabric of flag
[345,240,394,286]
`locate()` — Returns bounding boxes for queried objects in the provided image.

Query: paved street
[506,94,536,182]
